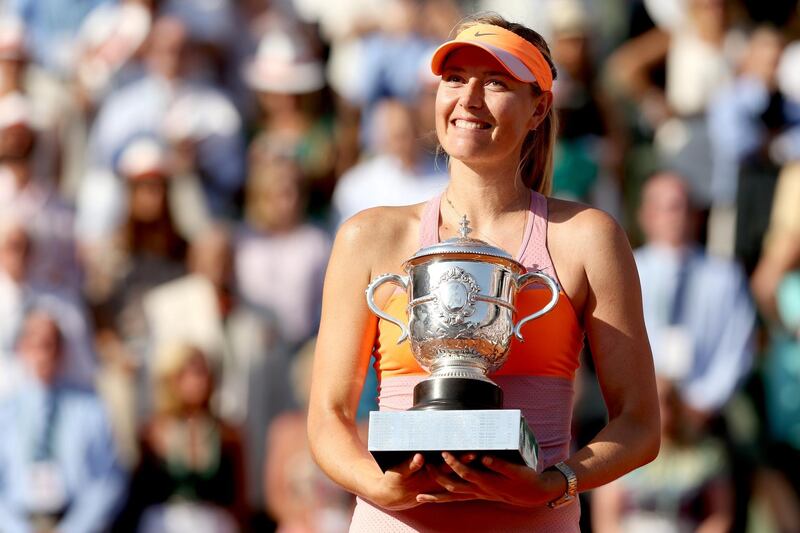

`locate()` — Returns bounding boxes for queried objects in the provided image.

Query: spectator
[548,0,625,215]
[235,155,331,349]
[357,0,437,108]
[84,137,188,364]
[750,162,800,532]
[143,223,294,518]
[607,0,744,210]
[331,98,448,225]
[116,343,246,533]
[635,172,755,418]
[0,93,80,290]
[76,131,210,248]
[708,28,797,270]
[264,338,353,533]
[0,13,93,200]
[245,26,338,213]
[708,26,788,206]
[87,15,246,218]
[0,309,126,533]
[592,377,734,533]
[0,220,95,391]
[352,0,437,150]
[78,137,205,470]
[752,162,800,320]
[609,0,741,128]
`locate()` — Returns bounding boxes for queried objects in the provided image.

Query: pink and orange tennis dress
[350,191,583,532]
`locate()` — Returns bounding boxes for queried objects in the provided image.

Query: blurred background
[0,0,798,531]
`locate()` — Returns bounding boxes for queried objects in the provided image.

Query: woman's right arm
[307,210,438,510]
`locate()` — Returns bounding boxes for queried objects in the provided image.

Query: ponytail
[520,104,557,195]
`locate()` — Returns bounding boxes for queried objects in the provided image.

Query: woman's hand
[417,452,563,507]
[370,453,449,511]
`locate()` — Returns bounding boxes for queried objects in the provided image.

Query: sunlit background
[0,0,799,531]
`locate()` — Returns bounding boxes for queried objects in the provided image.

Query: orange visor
[430,24,553,92]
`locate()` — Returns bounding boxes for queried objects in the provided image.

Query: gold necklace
[443,189,526,249]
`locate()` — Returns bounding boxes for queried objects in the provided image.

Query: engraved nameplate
[368,409,539,472]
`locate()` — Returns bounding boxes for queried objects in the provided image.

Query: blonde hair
[152,342,214,415]
[448,13,559,195]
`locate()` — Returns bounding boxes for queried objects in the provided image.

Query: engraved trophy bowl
[366,217,560,413]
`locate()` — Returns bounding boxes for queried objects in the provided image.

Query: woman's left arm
[562,208,660,489]
[419,209,660,506]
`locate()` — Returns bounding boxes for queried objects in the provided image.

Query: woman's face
[251,165,303,232]
[257,91,302,116]
[174,352,213,410]
[435,46,550,168]
[129,177,167,222]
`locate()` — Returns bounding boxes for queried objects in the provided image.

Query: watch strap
[547,461,577,509]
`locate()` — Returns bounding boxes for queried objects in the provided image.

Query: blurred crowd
[0,0,798,531]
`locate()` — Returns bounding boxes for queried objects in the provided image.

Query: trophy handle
[513,271,560,341]
[365,273,410,343]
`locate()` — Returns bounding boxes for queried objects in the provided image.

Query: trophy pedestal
[411,377,503,410]
[367,409,539,472]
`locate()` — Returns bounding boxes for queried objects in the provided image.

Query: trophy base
[367,409,538,472]
[411,377,503,410]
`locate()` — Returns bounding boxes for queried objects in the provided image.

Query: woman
[115,343,247,532]
[308,14,660,532]
[245,28,339,216]
[235,153,331,349]
[592,378,733,533]
[265,338,354,533]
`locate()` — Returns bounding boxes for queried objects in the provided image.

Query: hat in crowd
[548,0,589,38]
[430,23,553,91]
[643,0,687,32]
[117,137,169,179]
[78,3,151,51]
[244,30,326,94]
[0,16,25,61]
[0,92,33,130]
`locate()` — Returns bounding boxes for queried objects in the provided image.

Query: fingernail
[482,456,492,465]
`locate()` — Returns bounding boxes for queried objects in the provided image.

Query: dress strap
[518,191,561,285]
[419,193,442,247]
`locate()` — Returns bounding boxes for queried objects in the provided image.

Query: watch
[546,461,577,509]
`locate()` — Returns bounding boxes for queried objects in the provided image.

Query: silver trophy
[365,217,559,471]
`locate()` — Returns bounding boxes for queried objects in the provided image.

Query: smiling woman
[308,12,660,533]
[436,49,545,169]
